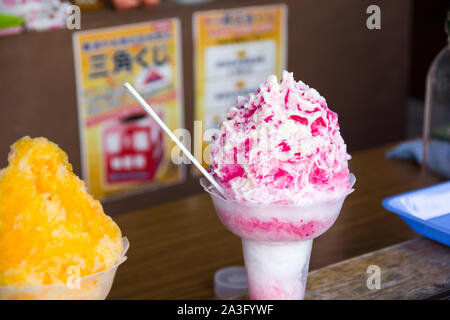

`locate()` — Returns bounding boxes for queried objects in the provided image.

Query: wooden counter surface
[108,142,443,299]
[305,237,450,300]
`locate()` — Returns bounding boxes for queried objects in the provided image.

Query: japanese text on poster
[73,19,184,200]
[193,4,287,166]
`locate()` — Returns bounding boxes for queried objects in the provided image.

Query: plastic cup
[201,174,355,300]
[242,239,312,299]
[0,237,129,300]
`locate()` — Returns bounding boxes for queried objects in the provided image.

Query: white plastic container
[0,237,129,300]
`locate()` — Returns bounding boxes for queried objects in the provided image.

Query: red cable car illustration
[102,112,164,185]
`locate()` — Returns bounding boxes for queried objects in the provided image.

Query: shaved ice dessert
[202,71,355,299]
[0,137,127,299]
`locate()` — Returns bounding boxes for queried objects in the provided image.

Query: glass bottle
[422,11,450,179]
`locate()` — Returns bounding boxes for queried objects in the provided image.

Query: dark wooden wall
[410,0,449,100]
[0,0,412,214]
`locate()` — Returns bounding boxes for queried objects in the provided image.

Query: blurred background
[0,0,448,214]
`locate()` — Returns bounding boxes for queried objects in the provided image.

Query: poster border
[72,18,186,203]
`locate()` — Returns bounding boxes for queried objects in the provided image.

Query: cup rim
[200,173,356,208]
[0,237,129,290]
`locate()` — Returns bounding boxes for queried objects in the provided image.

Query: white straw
[123,82,226,197]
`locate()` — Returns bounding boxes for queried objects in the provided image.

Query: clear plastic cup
[0,237,129,300]
[201,175,355,300]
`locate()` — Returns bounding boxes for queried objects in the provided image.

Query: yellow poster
[73,19,184,201]
[193,4,287,167]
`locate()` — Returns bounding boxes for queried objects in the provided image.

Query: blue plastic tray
[382,181,450,247]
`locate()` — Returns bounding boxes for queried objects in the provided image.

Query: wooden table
[305,237,450,300]
[108,143,443,299]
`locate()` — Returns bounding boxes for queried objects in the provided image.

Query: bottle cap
[214,266,248,299]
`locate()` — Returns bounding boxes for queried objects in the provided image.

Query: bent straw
[123,82,225,197]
